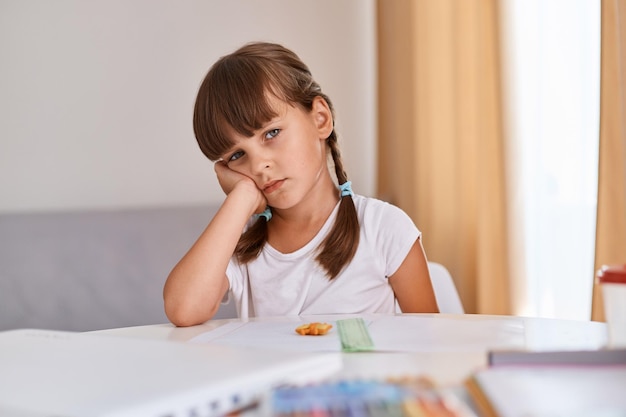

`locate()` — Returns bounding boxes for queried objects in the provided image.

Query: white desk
[93,313,608,387]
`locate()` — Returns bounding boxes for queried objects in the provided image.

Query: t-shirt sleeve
[374,202,421,277]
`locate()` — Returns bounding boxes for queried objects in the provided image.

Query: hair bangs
[193,55,290,161]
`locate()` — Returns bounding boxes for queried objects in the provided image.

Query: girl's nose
[249,153,271,174]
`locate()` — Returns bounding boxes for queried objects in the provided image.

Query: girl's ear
[311,96,334,139]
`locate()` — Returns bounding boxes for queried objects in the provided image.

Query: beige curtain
[377,0,510,314]
[592,0,626,321]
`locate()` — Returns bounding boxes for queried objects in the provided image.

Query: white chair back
[394,261,464,314]
[428,262,464,314]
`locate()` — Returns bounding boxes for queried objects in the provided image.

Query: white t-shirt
[226,194,420,318]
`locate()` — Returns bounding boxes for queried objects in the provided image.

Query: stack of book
[465,349,626,417]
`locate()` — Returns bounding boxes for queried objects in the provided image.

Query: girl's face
[220,96,335,211]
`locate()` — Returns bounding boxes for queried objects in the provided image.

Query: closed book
[465,365,626,417]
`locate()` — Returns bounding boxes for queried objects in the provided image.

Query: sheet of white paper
[188,315,526,353]
[368,315,526,352]
[190,321,342,352]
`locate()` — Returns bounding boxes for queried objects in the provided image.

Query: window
[501,0,601,320]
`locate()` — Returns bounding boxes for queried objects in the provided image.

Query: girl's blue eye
[228,150,244,162]
[265,129,280,140]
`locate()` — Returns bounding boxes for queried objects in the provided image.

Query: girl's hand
[214,161,267,214]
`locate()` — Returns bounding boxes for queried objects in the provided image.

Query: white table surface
[92,313,608,387]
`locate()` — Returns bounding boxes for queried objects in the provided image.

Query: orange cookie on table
[295,322,333,336]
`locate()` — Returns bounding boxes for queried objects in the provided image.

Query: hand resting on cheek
[214,161,268,215]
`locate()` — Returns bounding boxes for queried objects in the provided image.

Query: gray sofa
[0,205,237,332]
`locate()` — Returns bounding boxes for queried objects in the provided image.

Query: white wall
[0,0,376,213]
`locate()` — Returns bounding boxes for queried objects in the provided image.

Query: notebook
[0,328,343,417]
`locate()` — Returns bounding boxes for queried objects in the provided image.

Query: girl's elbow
[164,300,218,327]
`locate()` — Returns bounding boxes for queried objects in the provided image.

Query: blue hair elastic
[339,181,354,198]
[254,207,272,222]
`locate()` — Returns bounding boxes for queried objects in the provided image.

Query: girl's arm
[388,238,440,313]
[163,165,265,327]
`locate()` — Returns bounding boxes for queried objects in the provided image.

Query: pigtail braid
[315,133,360,279]
[235,217,268,263]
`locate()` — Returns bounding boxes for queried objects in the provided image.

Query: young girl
[163,42,439,326]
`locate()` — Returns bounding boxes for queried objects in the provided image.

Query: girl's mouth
[263,179,284,194]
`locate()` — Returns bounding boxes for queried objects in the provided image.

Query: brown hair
[193,42,359,279]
